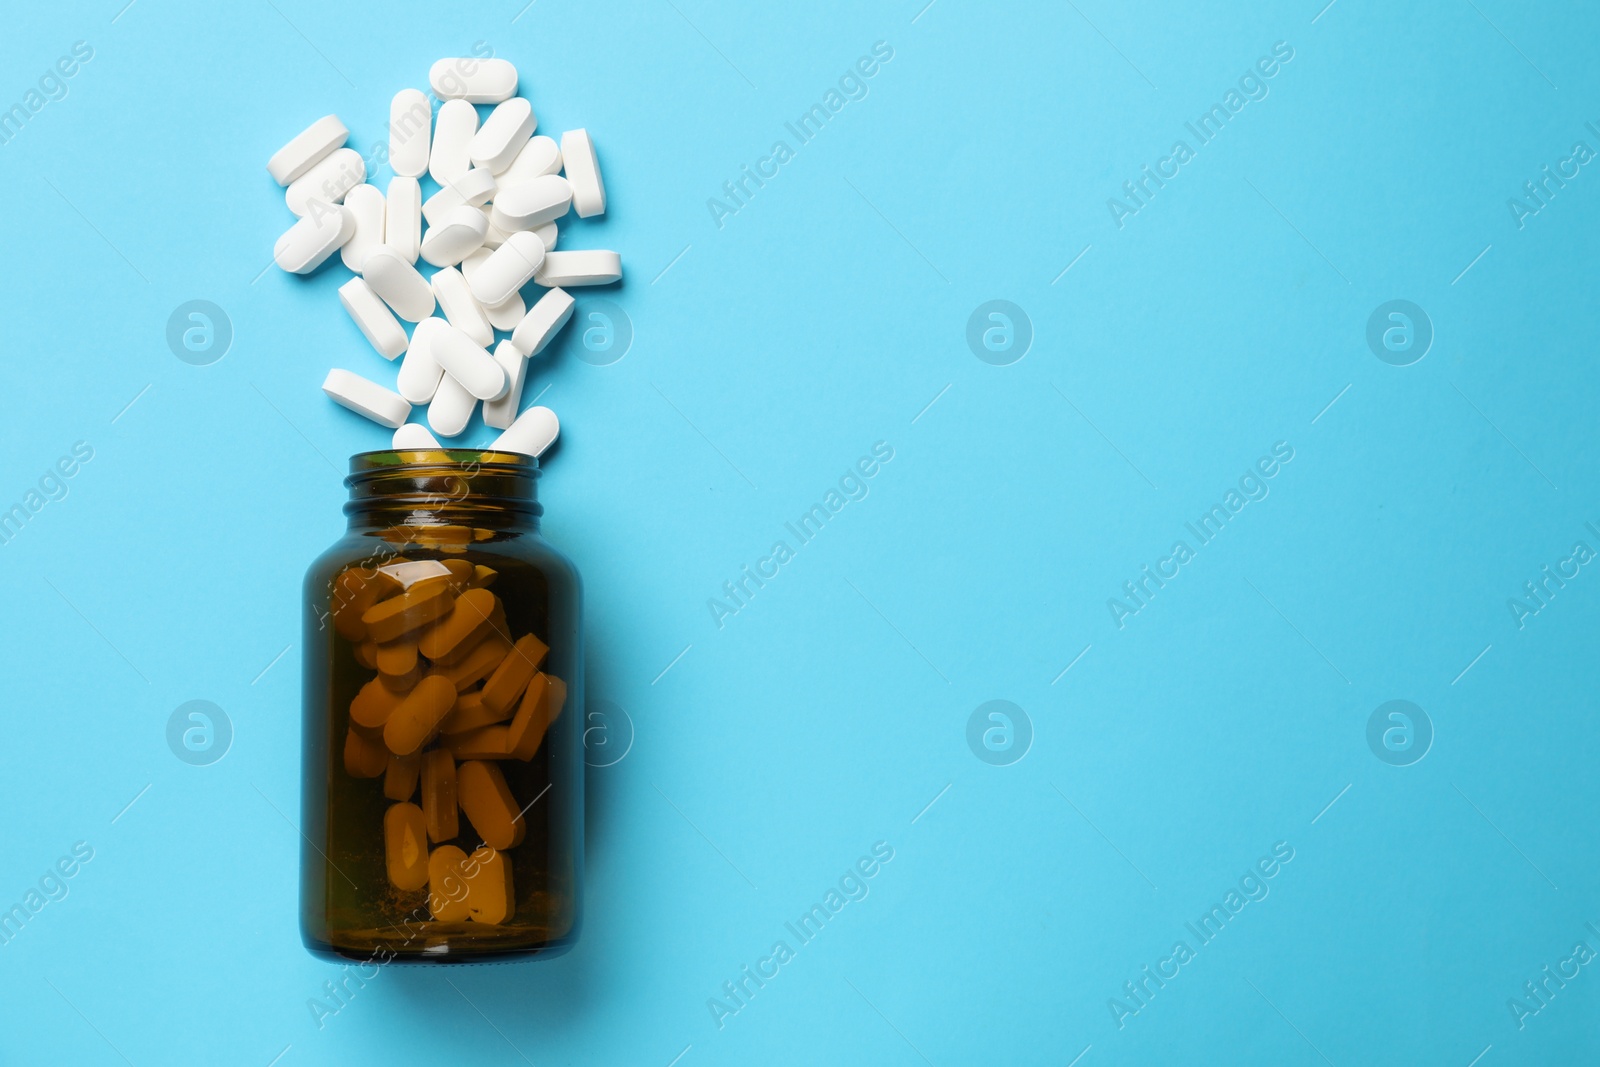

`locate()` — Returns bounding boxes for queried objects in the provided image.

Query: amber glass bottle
[300,449,582,964]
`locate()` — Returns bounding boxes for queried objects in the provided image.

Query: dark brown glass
[300,449,582,964]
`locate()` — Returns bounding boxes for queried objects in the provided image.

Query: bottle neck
[343,449,541,536]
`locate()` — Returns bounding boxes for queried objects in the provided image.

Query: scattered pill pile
[333,555,565,924]
[267,57,621,459]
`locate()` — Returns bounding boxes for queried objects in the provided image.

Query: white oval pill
[485,292,525,332]
[429,99,478,186]
[428,371,478,437]
[398,319,448,403]
[385,177,422,263]
[420,206,489,267]
[273,202,354,274]
[423,170,497,227]
[454,168,499,207]
[393,423,442,450]
[323,369,411,428]
[363,247,436,322]
[510,287,575,356]
[340,184,386,271]
[471,99,536,174]
[430,320,506,401]
[389,89,432,179]
[421,188,462,228]
[533,221,558,251]
[501,135,562,186]
[534,250,621,287]
[561,129,606,218]
[470,231,545,306]
[492,405,558,458]
[339,277,407,359]
[285,147,365,216]
[490,175,572,232]
[381,559,453,587]
[267,115,347,186]
[483,341,529,430]
[429,57,518,103]
[432,267,494,348]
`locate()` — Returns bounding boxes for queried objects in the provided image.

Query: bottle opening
[344,449,542,529]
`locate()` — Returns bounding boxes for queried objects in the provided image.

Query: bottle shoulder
[304,529,580,591]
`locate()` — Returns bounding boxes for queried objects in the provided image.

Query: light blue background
[2,0,1597,1063]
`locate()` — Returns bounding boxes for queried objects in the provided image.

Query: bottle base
[303,924,579,965]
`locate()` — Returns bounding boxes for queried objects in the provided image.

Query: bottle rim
[342,449,542,526]
[346,448,539,482]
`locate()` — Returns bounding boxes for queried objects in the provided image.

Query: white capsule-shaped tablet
[432,266,494,349]
[453,168,499,207]
[380,559,453,588]
[420,207,489,268]
[273,202,354,274]
[393,422,442,450]
[285,147,365,216]
[428,371,478,437]
[421,187,461,229]
[267,115,347,186]
[430,57,518,103]
[483,341,529,430]
[323,369,411,428]
[398,319,448,403]
[490,175,572,233]
[501,135,562,186]
[340,184,386,271]
[561,129,606,218]
[429,99,478,186]
[422,170,497,227]
[385,177,423,263]
[511,287,575,356]
[389,89,432,179]
[493,405,559,458]
[470,99,535,174]
[485,292,525,332]
[470,231,545,307]
[339,277,408,359]
[363,247,436,322]
[429,320,506,401]
[534,250,621,287]
[533,221,558,251]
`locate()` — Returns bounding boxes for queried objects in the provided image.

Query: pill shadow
[381,950,592,1031]
[580,652,622,856]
